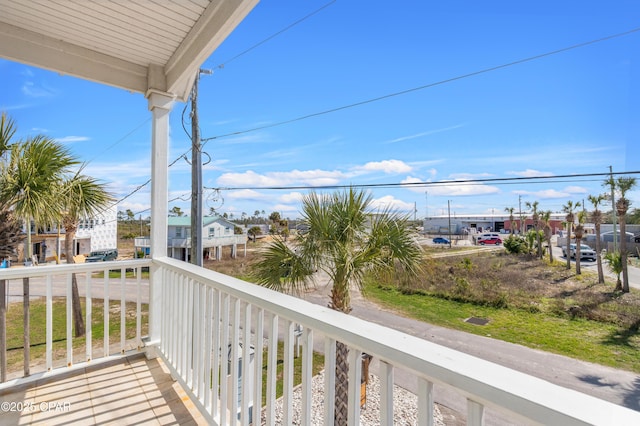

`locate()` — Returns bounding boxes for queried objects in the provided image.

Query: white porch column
[147,90,175,352]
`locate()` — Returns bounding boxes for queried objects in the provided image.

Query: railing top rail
[155,256,640,425]
[0,259,152,280]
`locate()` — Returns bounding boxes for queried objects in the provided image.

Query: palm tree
[574,210,587,275]
[588,194,606,284]
[540,210,554,263]
[59,172,114,337]
[0,135,77,376]
[525,201,542,258]
[252,188,422,425]
[604,251,623,290]
[505,207,515,235]
[562,201,580,270]
[614,177,637,292]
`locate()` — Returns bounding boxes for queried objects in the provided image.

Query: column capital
[146,90,176,111]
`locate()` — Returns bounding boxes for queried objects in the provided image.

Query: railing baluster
[283,320,294,425]
[193,281,202,397]
[324,337,336,425]
[253,308,264,425]
[417,377,434,426]
[45,274,52,371]
[301,327,314,426]
[178,273,186,378]
[347,347,362,425]
[186,278,195,388]
[136,266,141,350]
[467,399,485,426]
[103,272,109,357]
[220,292,230,426]
[86,272,92,362]
[120,267,126,354]
[241,302,252,426]
[230,297,240,423]
[203,286,213,412]
[211,289,222,420]
[380,361,394,425]
[66,273,72,367]
[265,313,278,426]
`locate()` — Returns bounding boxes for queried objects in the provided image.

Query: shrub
[503,235,527,254]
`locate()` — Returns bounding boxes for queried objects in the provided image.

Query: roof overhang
[0,0,258,101]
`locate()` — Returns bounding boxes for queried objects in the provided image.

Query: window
[209,228,215,237]
[175,227,182,238]
[225,227,231,235]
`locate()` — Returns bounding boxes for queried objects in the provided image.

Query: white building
[134,216,247,262]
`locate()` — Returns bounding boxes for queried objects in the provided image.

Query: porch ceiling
[0,0,258,101]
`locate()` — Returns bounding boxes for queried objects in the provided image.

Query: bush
[503,235,527,254]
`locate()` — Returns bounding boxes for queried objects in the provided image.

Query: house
[134,216,247,261]
[1,2,639,425]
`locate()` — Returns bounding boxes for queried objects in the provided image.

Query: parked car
[85,249,118,262]
[562,244,596,261]
[479,237,502,245]
[432,237,450,244]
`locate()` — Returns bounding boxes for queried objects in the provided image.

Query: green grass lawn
[4,298,148,372]
[363,282,640,373]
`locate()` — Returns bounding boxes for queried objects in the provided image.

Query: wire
[86,118,150,163]
[200,25,640,145]
[206,170,640,192]
[212,0,337,69]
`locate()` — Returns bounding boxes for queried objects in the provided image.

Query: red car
[479,237,502,245]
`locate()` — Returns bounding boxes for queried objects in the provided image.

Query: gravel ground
[261,370,444,425]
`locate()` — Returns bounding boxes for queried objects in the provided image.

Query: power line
[207,170,640,192]
[212,0,337,70]
[200,25,640,145]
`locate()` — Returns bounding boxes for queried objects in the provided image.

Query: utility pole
[518,195,523,234]
[190,69,212,266]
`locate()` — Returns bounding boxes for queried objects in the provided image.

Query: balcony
[1,259,639,425]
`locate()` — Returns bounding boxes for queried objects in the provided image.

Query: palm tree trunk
[595,223,604,284]
[64,229,85,336]
[575,237,582,275]
[0,280,6,382]
[334,341,349,425]
[23,277,29,376]
[565,225,572,270]
[620,217,629,293]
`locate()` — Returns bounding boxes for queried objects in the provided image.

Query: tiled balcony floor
[0,354,207,425]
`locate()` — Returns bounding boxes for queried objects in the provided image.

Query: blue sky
[2,1,639,220]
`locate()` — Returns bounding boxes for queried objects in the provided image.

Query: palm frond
[250,238,314,295]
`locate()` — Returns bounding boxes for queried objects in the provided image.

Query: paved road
[301,264,640,425]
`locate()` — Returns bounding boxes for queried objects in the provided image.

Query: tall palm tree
[562,201,580,270]
[59,172,114,337]
[252,188,422,425]
[588,194,606,284]
[505,207,515,236]
[540,210,554,263]
[574,210,587,275]
[0,136,77,376]
[525,201,542,258]
[615,177,637,292]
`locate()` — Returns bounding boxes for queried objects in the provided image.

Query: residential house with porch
[134,216,247,261]
[1,2,639,425]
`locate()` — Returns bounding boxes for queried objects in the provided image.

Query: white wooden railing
[0,259,150,384]
[152,257,640,426]
[2,259,640,425]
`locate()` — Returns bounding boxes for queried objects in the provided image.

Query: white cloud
[514,186,588,199]
[55,136,90,144]
[370,195,415,212]
[22,81,57,98]
[448,172,493,180]
[279,192,304,203]
[356,159,412,174]
[507,169,554,178]
[217,169,346,187]
[400,176,499,196]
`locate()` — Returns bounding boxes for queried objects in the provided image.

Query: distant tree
[209,207,218,216]
[169,206,184,217]
[588,194,606,284]
[254,210,261,218]
[562,201,580,270]
[247,226,262,242]
[628,208,640,224]
[614,177,637,292]
[540,210,554,263]
[126,209,135,221]
[574,210,587,275]
[504,207,515,235]
[525,201,542,258]
[117,210,125,221]
[233,225,243,235]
